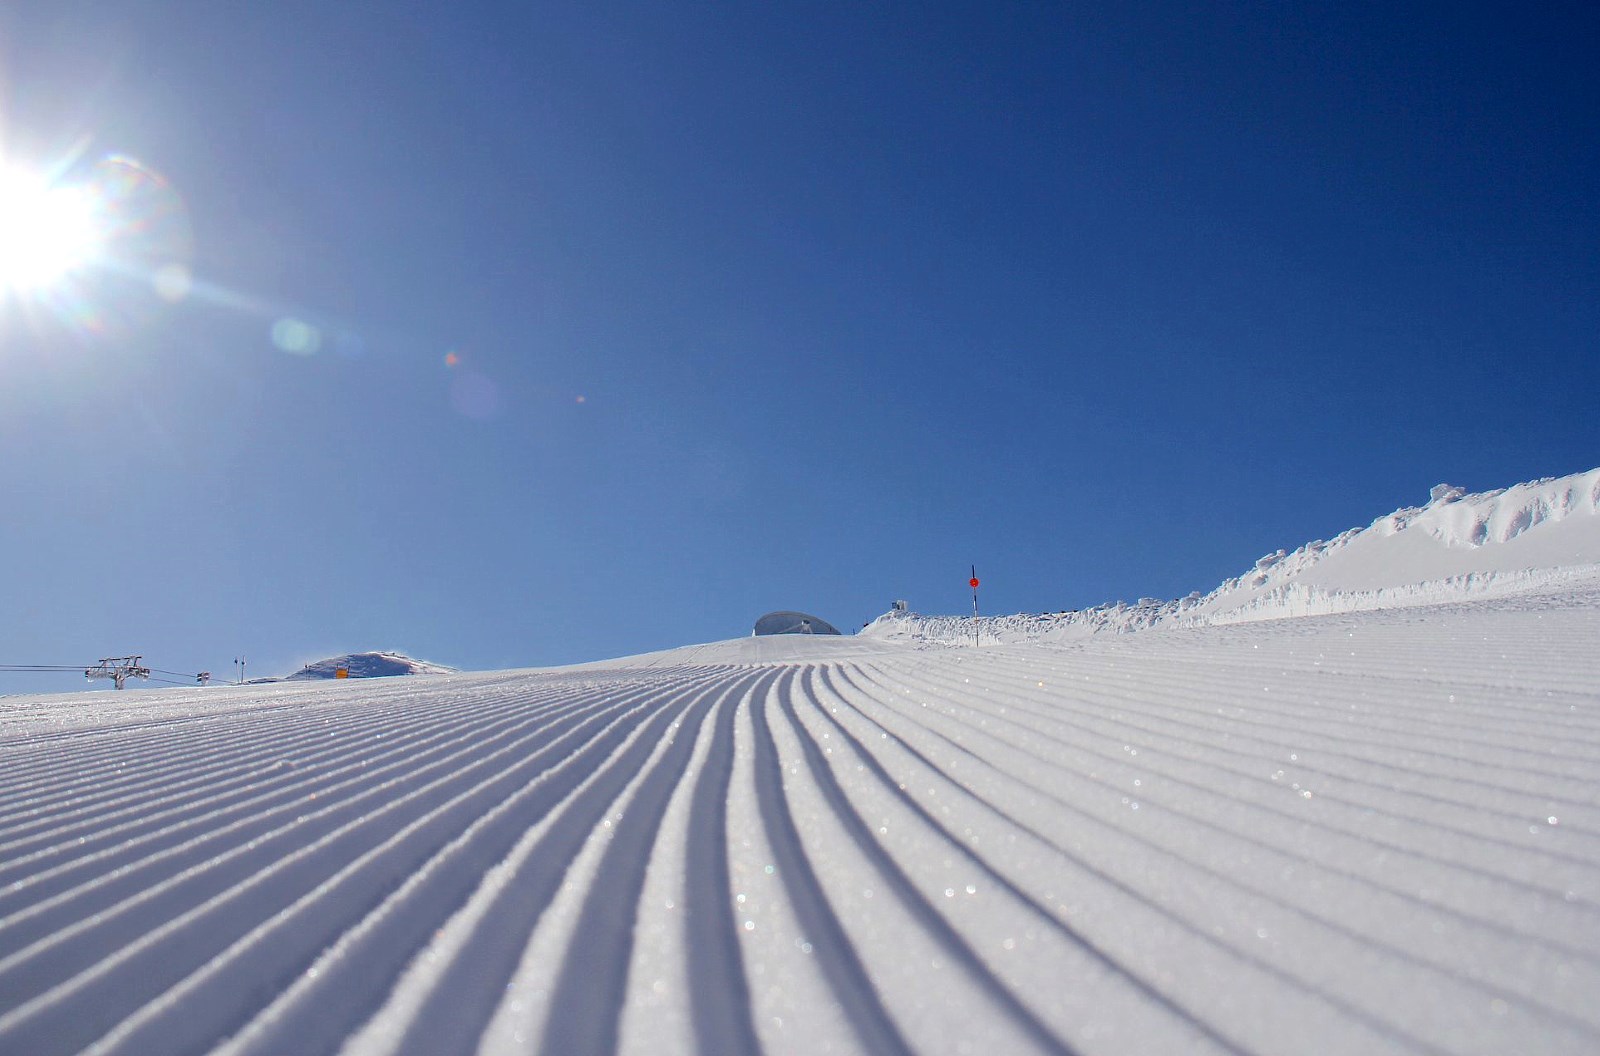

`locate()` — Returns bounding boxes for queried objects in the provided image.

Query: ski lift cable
[0,662,215,682]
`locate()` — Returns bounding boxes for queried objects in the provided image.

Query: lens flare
[271,317,321,355]
[151,263,192,303]
[1,153,195,339]
[0,169,101,290]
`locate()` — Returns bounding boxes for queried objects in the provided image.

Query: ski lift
[84,656,152,690]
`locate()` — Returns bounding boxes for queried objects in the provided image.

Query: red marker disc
[969,577,980,588]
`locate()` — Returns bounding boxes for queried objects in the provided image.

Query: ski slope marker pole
[969,565,980,647]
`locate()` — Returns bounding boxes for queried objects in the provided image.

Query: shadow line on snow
[538,670,778,1055]
[838,662,1580,1054]
[748,666,917,1056]
[887,661,1600,957]
[771,665,1078,1056]
[0,675,710,1056]
[683,672,766,1055]
[374,671,757,1056]
[0,679,663,963]
[0,685,595,908]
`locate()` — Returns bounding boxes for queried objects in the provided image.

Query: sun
[0,166,102,292]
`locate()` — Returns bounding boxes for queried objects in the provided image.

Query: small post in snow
[969,565,981,647]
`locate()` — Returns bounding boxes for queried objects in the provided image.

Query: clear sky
[1,1,1595,691]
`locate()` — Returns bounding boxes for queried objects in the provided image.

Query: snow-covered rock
[277,651,455,681]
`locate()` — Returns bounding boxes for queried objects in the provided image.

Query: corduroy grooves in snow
[2,469,1598,1055]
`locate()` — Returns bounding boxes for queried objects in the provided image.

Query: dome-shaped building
[752,611,842,636]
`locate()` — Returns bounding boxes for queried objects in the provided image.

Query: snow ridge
[866,466,1600,646]
[1223,466,1600,590]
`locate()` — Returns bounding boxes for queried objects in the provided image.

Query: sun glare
[0,167,102,292]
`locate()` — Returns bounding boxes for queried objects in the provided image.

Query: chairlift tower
[85,656,152,690]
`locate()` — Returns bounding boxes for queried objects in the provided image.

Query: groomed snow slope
[2,581,1599,1054]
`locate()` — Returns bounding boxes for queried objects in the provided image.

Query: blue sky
[1,1,1595,690]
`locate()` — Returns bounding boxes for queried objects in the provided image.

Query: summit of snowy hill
[1195,466,1600,608]
[273,651,455,681]
[867,466,1600,644]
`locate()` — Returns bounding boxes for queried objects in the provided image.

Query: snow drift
[1194,466,1600,608]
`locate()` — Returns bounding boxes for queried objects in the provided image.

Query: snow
[866,466,1600,644]
[263,651,455,682]
[2,469,1599,1054]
